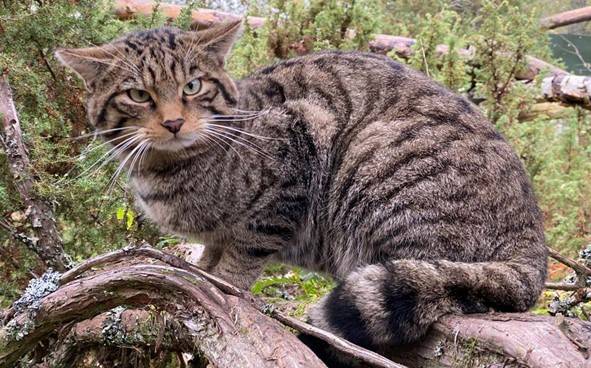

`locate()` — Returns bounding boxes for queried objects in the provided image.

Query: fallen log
[113,0,265,29]
[41,309,187,367]
[113,0,568,81]
[540,6,591,30]
[542,74,591,109]
[0,244,403,368]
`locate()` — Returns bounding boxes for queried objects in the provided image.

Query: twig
[558,35,591,73]
[548,248,591,277]
[271,311,407,368]
[545,282,582,291]
[0,218,39,252]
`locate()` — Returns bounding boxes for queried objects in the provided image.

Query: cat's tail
[306,257,547,349]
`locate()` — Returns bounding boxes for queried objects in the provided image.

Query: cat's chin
[150,135,200,152]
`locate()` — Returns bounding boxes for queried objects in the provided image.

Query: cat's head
[56,21,242,153]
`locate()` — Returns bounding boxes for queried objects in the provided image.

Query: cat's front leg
[210,246,275,290]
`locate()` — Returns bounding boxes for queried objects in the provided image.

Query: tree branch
[0,263,329,368]
[2,244,405,368]
[548,248,591,277]
[0,71,70,271]
[3,245,591,368]
[540,6,591,30]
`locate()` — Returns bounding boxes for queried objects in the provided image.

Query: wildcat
[56,20,547,352]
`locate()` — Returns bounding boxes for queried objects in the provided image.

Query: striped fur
[57,23,548,351]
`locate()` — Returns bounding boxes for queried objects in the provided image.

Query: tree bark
[113,0,265,29]
[389,313,591,368]
[0,72,70,272]
[2,245,591,368]
[1,245,403,368]
[540,6,591,30]
[0,263,328,368]
[542,74,591,109]
[368,34,568,80]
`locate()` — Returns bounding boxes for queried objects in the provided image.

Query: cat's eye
[127,89,151,103]
[183,79,202,96]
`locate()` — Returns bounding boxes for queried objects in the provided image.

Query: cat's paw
[168,242,208,267]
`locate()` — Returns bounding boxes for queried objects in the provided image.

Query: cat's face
[56,21,241,153]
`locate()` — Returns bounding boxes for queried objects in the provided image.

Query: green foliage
[227,0,381,78]
[227,21,272,78]
[252,264,335,317]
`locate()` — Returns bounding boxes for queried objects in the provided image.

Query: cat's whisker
[82,135,143,180]
[203,130,245,162]
[56,134,142,184]
[209,109,269,121]
[137,141,152,174]
[86,43,143,76]
[202,132,230,156]
[205,123,283,141]
[59,51,137,75]
[58,132,134,182]
[184,35,202,61]
[108,47,143,76]
[230,108,264,114]
[107,138,146,195]
[205,127,274,161]
[211,110,267,118]
[126,140,150,182]
[126,140,146,179]
[206,116,263,123]
[74,131,139,160]
[72,126,139,140]
[198,135,217,152]
[206,125,272,152]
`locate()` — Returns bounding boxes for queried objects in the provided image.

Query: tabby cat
[56,20,547,353]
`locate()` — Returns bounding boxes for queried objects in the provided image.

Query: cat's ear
[54,46,116,89]
[193,19,243,65]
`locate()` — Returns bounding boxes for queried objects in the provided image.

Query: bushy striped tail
[306,258,546,350]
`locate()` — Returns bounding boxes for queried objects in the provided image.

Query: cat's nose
[161,118,184,134]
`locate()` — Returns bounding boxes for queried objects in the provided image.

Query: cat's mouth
[150,132,201,152]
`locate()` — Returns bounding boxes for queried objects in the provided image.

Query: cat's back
[239,50,493,139]
[241,51,543,274]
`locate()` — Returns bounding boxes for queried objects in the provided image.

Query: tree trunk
[0,73,70,272]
